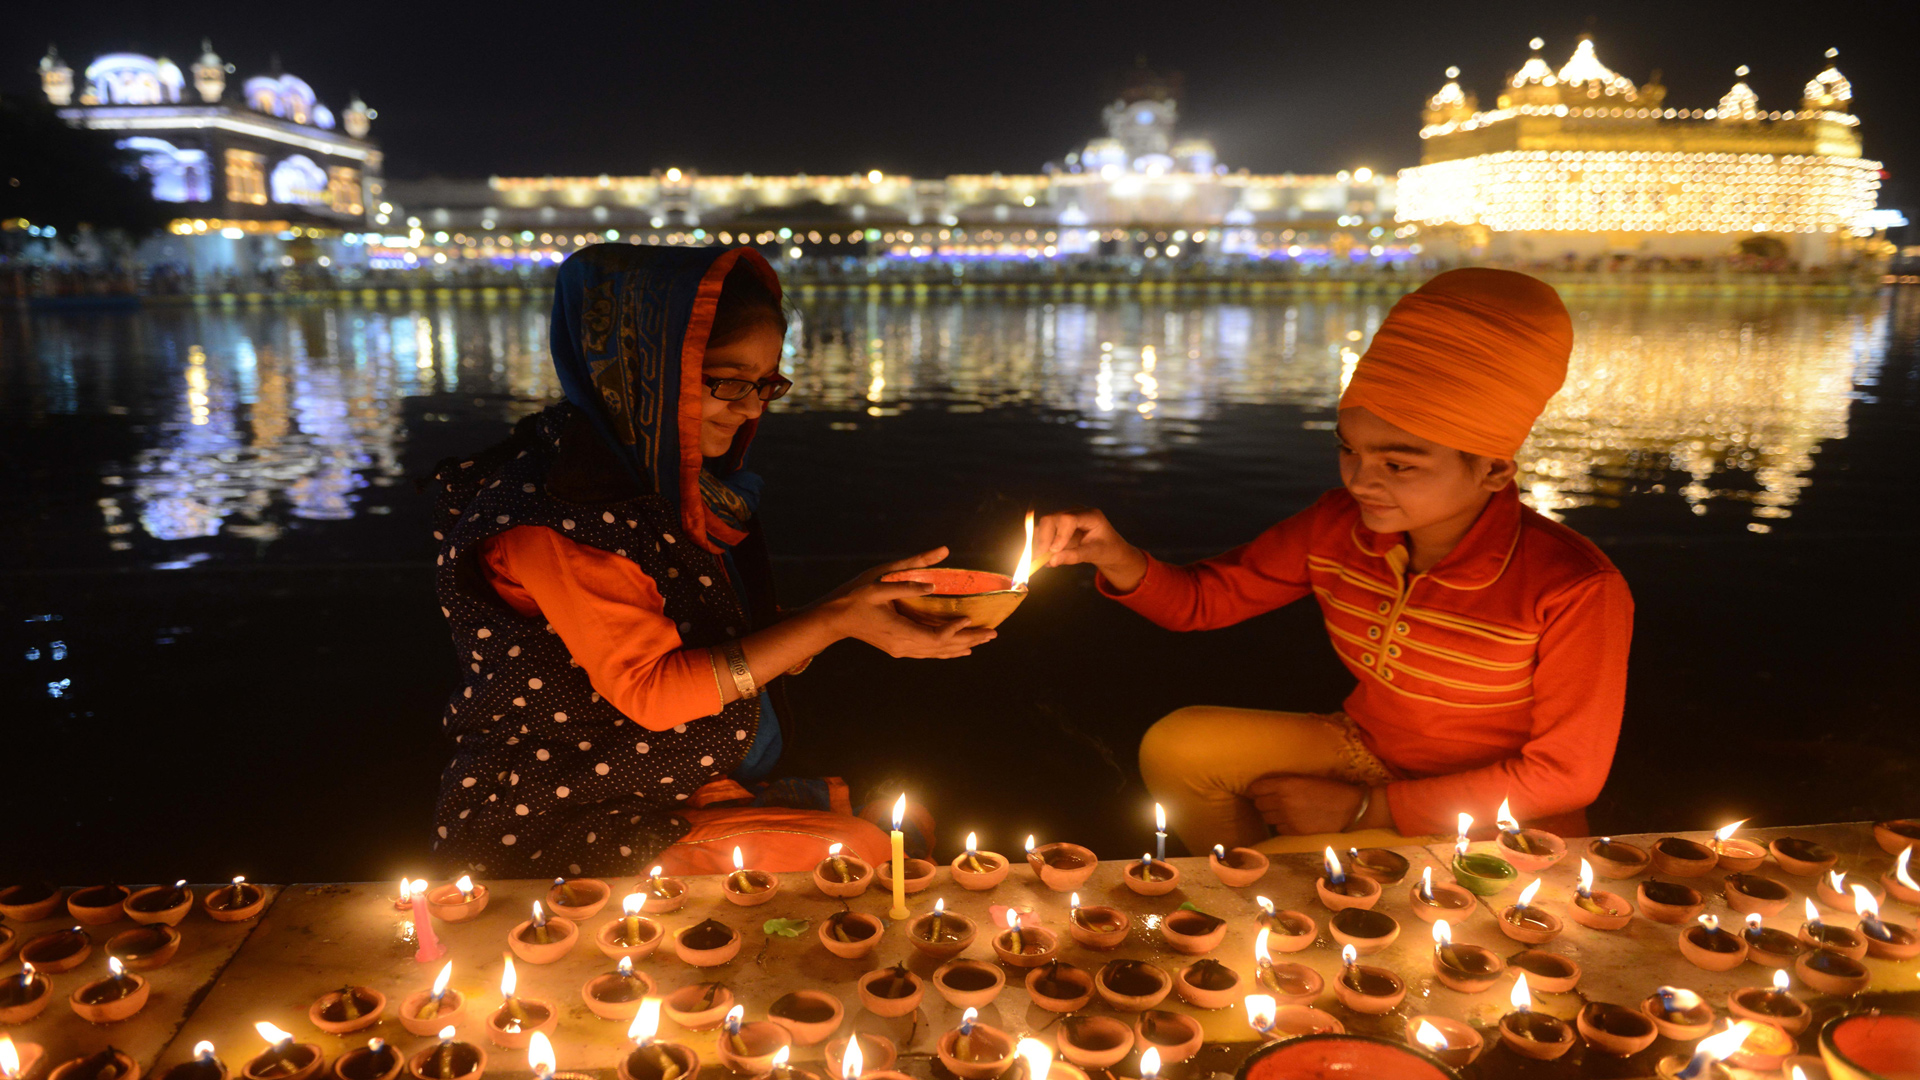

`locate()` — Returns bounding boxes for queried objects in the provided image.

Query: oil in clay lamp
[69,957,148,1023]
[714,1005,792,1078]
[407,1027,484,1080]
[950,833,1009,890]
[1724,870,1793,917]
[1795,946,1870,996]
[486,957,556,1050]
[1015,1037,1088,1080]
[855,963,923,1018]
[768,990,844,1049]
[1428,918,1504,993]
[103,924,182,973]
[425,875,487,923]
[1174,957,1241,1009]
[1252,896,1315,951]
[1449,815,1517,896]
[544,876,609,920]
[721,846,780,907]
[936,1008,1015,1080]
[675,918,742,967]
[1585,835,1651,879]
[1158,907,1226,954]
[1122,853,1180,897]
[1497,973,1573,1061]
[1798,897,1867,959]
[908,898,975,961]
[932,959,1004,1009]
[45,1047,137,1080]
[1208,844,1269,887]
[990,911,1058,968]
[639,867,688,914]
[1252,927,1324,1005]
[1741,913,1805,969]
[1510,949,1581,993]
[1637,878,1707,925]
[1,1034,45,1080]
[1654,1021,1754,1080]
[123,881,193,927]
[1314,846,1379,910]
[1727,968,1811,1035]
[1818,870,1883,912]
[1567,858,1632,930]
[0,963,51,1024]
[400,963,463,1036]
[204,877,266,923]
[1575,1002,1658,1057]
[1065,893,1129,950]
[1346,846,1410,885]
[1407,1016,1484,1069]
[333,1039,402,1080]
[507,901,578,964]
[1768,836,1838,878]
[159,1042,225,1080]
[1640,986,1717,1041]
[67,886,131,927]
[19,927,90,974]
[308,986,385,1035]
[1407,866,1476,924]
[242,1023,322,1080]
[1332,944,1404,1014]
[1493,797,1565,873]
[1711,820,1767,871]
[1025,960,1094,1013]
[1679,914,1749,971]
[813,844,872,898]
[1852,884,1920,959]
[1054,1015,1135,1070]
[1497,877,1561,944]
[0,884,64,923]
[1023,835,1097,892]
[1137,1012,1205,1067]
[662,983,734,1031]
[1884,844,1920,906]
[1650,836,1718,878]
[1094,958,1171,1012]
[1327,906,1399,956]
[582,956,656,1021]
[817,911,884,960]
[597,893,664,961]
[619,998,701,1080]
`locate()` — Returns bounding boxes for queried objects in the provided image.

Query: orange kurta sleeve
[1097,492,1335,629]
[480,525,723,731]
[1382,569,1634,835]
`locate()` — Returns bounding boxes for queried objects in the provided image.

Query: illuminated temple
[1397,39,1890,266]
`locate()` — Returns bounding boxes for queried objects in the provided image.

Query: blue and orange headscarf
[549,244,781,553]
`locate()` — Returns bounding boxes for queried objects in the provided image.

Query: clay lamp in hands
[1066,893,1129,950]
[1175,957,1241,1009]
[1024,836,1097,892]
[1208,844,1269,887]
[124,881,193,927]
[1254,896,1316,952]
[933,958,1005,1009]
[662,983,733,1030]
[1655,1021,1754,1080]
[0,884,63,923]
[1158,907,1226,955]
[1680,914,1750,972]
[721,847,781,907]
[619,998,701,1080]
[67,886,131,927]
[813,844,872,899]
[333,1038,402,1080]
[486,957,556,1050]
[1724,871,1792,917]
[408,1027,483,1080]
[597,894,665,962]
[20,927,90,974]
[46,1047,138,1080]
[1449,816,1517,896]
[1328,906,1399,956]
[1055,1015,1135,1070]
[1123,854,1180,897]
[1253,927,1324,1005]
[826,1034,898,1080]
[1025,960,1095,1013]
[1314,847,1379,910]
[1332,944,1404,1015]
[1798,897,1867,959]
[1576,1002,1659,1057]
[856,963,923,1018]
[1567,859,1633,930]
[69,956,148,1024]
[1884,844,1920,906]
[909,898,976,961]
[1496,974,1573,1062]
[1136,1011,1204,1066]
[817,910,884,960]
[1728,968,1811,1035]
[544,877,609,920]
[1586,836,1651,879]
[1493,798,1565,874]
[639,867,688,914]
[1497,878,1562,944]
[1818,870,1884,912]
[1095,958,1172,1012]
[991,911,1058,968]
[1408,867,1475,924]
[935,1008,1014,1080]
[1711,820,1767,872]
[400,963,463,1036]
[1640,986,1717,1041]
[108,923,181,973]
[1637,879,1707,925]
[243,1023,322,1080]
[1408,1016,1484,1069]
[1429,919,1504,993]
[1651,837,1718,878]
[952,834,1010,891]
[508,901,578,964]
[1741,913,1805,969]
[0,962,50,1025]
[206,878,267,923]
[583,956,657,1021]
[307,984,386,1035]
[674,918,742,967]
[1852,884,1920,960]
[1769,837,1838,877]
[160,1041,226,1080]
[1014,1037,1087,1080]
[767,990,844,1047]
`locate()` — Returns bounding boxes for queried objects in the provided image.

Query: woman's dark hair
[709,261,788,346]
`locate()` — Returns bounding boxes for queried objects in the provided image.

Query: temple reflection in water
[8,295,1888,556]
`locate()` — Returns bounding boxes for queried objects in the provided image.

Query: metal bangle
[708,647,730,706]
[722,639,757,699]
[1346,787,1373,831]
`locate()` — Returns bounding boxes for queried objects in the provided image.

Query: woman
[429,243,991,876]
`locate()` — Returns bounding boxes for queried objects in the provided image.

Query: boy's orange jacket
[1103,485,1633,837]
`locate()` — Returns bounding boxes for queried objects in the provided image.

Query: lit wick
[620,893,644,944]
[433,1026,458,1080]
[1507,878,1551,929]
[827,842,852,882]
[888,794,910,921]
[528,1032,555,1080]
[1431,918,1458,969]
[729,847,763,893]
[1015,1038,1050,1080]
[0,963,40,1008]
[251,1022,300,1078]
[1244,993,1277,1038]
[1154,803,1167,862]
[629,997,685,1080]
[1413,1020,1450,1055]
[1744,912,1765,945]
[723,1005,748,1056]
[415,962,453,1020]
[500,957,527,1025]
[1140,1046,1161,1080]
[0,1036,20,1080]
[1456,812,1473,858]
[1803,897,1827,941]
[842,1033,865,1080]
[1338,944,1360,990]
[771,1046,790,1080]
[1007,911,1026,954]
[362,1040,391,1077]
[959,834,985,874]
[1138,853,1165,882]
[925,898,961,942]
[526,900,553,945]
[399,879,413,905]
[1853,885,1892,941]
[456,876,475,903]
[1676,1022,1754,1079]
[1254,927,1273,984]
[226,876,249,908]
[1713,819,1749,854]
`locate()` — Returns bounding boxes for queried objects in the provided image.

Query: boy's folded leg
[1252,826,1444,856]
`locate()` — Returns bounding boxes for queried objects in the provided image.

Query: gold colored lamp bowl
[883,568,1029,629]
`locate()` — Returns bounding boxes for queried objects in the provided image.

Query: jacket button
[1367,626,1381,640]
[1377,601,1391,614]
[1381,668,1395,681]
[1387,645,1401,657]
[1397,621,1410,634]
[1361,654,1375,666]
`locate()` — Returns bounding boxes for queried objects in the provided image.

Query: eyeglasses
[702,374,792,402]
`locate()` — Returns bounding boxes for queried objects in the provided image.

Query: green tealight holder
[1451,852,1519,896]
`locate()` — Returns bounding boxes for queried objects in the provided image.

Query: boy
[1036,268,1632,853]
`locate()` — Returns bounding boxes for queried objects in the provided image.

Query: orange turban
[1339,268,1572,459]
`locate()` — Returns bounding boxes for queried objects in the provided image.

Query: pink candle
[411,879,445,962]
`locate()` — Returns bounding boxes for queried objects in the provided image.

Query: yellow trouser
[1138,705,1443,856]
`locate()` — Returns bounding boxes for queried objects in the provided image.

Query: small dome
[1717,68,1759,121]
[1555,36,1637,97]
[1510,39,1555,89]
[1802,50,1851,112]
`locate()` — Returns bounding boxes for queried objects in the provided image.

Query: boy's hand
[1033,507,1149,592]
[1249,774,1369,835]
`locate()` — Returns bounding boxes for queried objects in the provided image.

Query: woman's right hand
[1033,508,1149,592]
[821,549,998,659]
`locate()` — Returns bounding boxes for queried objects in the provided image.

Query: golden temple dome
[1802,48,1851,112]
[1425,66,1477,124]
[1717,66,1760,121]
[1554,36,1639,99]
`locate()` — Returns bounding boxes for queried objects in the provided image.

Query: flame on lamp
[1322,846,1344,883]
[724,1005,744,1034]
[1896,846,1917,890]
[964,833,978,853]
[527,1032,555,1077]
[1139,1047,1161,1080]
[107,956,126,978]
[500,957,518,999]
[1010,511,1037,589]
[1715,819,1748,843]
[843,1034,866,1080]
[455,875,474,898]
[1510,972,1533,1012]
[1692,1022,1756,1064]
[1828,870,1848,895]
[629,997,661,1046]
[1516,878,1542,908]
[616,956,634,978]
[399,879,413,903]
[1772,969,1791,993]
[1419,866,1435,902]
[1015,1038,1049,1080]
[1851,884,1881,920]
[1244,994,1276,1033]
[1008,911,1022,932]
[732,847,745,872]
[1154,804,1166,833]
[1340,943,1357,968]
[1,1035,20,1080]
[1432,918,1452,949]
[1256,895,1275,917]
[437,1028,456,1044]
[1413,1020,1449,1052]
[1577,859,1595,896]
[1697,914,1721,934]
[411,878,429,902]
[1496,798,1519,833]
[891,795,906,831]
[622,892,642,917]
[431,961,452,999]
[934,898,945,914]
[530,900,547,926]
[193,1043,216,1062]
[1254,927,1272,966]
[772,1047,791,1072]
[254,1022,294,1048]
[1456,813,1473,856]
[959,1008,977,1036]
[1025,835,1036,855]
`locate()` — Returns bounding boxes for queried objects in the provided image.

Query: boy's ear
[1481,456,1519,491]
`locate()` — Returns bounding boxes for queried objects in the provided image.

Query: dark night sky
[9,0,1918,215]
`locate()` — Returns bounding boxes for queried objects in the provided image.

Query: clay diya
[1637,879,1707,924]
[1123,855,1181,897]
[20,927,91,973]
[420,876,485,923]
[1801,947,1873,996]
[637,868,688,914]
[1315,848,1380,910]
[1884,845,1920,905]
[1650,837,1717,878]
[1331,945,1404,1015]
[1568,860,1633,930]
[204,878,266,923]
[1328,907,1399,956]
[1577,1002,1658,1057]
[66,886,130,928]
[243,1024,322,1080]
[333,1039,403,1080]
[1493,800,1565,874]
[1265,1006,1345,1039]
[1726,1020,1797,1073]
[308,986,386,1035]
[1741,913,1806,969]
[597,895,665,962]
[1497,878,1562,944]
[711,1015,791,1080]
[1679,914,1749,971]
[816,911,883,960]
[952,836,1010,890]
[1586,836,1651,879]
[620,1001,702,1080]
[1025,961,1094,1013]
[876,858,935,897]
[1024,840,1097,891]
[1874,818,1920,855]
[1208,845,1270,887]
[398,964,463,1036]
[675,919,742,967]
[932,959,1005,1009]
[407,1029,483,1080]
[1065,895,1129,950]
[1134,1011,1203,1065]
[1255,900,1317,952]
[1510,950,1581,994]
[1818,871,1883,911]
[812,844,872,898]
[1174,958,1241,1009]
[507,902,578,964]
[543,877,609,920]
[990,915,1057,968]
[1406,1016,1484,1069]
[1429,919,1504,993]
[884,567,1027,630]
[908,900,975,961]
[2,1039,47,1080]
[720,848,781,907]
[855,964,923,1019]
[1346,846,1411,885]
[823,1035,893,1080]
[1724,871,1793,917]
[48,1049,140,1080]
[486,960,555,1050]
[1855,890,1920,960]
[1158,908,1226,955]
[1710,821,1768,872]
[1253,951,1324,1007]
[663,983,734,1030]
[123,882,193,927]
[1799,899,1868,960]
[1498,975,1573,1061]
[1407,867,1476,924]
[1094,958,1171,1012]
[0,928,12,966]
[1054,1017,1133,1070]
[1728,969,1811,1035]
[0,884,64,922]
[1770,837,1838,877]
[68,958,148,1024]
[107,924,182,971]
[767,990,843,1046]
[1640,987,1716,1041]
[582,957,656,1021]
[1450,847,1517,896]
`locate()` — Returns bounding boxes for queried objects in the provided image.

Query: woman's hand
[819,548,998,659]
[1033,508,1149,592]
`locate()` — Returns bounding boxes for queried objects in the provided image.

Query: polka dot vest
[429,405,760,876]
